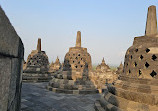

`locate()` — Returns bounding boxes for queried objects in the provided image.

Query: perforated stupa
[95,5,158,111]
[47,31,98,94]
[23,38,51,82]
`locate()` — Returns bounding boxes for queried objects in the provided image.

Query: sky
[0,0,158,66]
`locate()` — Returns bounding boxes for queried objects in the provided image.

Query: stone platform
[47,71,99,94]
[21,82,100,111]
[22,73,52,82]
[94,76,158,111]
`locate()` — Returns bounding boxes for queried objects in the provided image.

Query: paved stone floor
[21,82,101,111]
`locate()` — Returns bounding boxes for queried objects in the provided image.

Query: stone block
[0,56,11,111]
[73,90,79,94]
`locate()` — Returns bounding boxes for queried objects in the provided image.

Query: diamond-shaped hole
[140,55,144,60]
[129,69,131,74]
[146,48,150,53]
[135,49,138,52]
[152,55,157,61]
[126,63,128,66]
[131,55,133,59]
[145,62,150,68]
[139,70,142,76]
[150,70,157,77]
[134,62,137,67]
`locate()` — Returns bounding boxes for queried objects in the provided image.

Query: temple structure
[49,56,62,73]
[95,5,158,111]
[116,62,123,75]
[96,58,110,72]
[89,58,118,93]
[47,31,98,94]
[23,38,51,82]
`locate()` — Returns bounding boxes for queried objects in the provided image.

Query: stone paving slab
[21,82,101,111]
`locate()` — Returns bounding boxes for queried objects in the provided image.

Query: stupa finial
[76,31,81,47]
[102,57,105,64]
[55,56,59,63]
[37,38,41,51]
[145,5,157,36]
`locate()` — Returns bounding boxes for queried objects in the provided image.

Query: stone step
[23,76,51,80]
[119,76,158,86]
[54,73,73,80]
[23,73,50,77]
[107,85,158,106]
[94,98,123,111]
[23,79,50,82]
[49,81,96,90]
[101,89,158,111]
[50,78,95,87]
[46,86,98,94]
[114,80,158,95]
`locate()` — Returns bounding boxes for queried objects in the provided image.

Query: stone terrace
[21,82,100,111]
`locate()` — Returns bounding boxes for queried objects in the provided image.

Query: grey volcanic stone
[145,5,157,36]
[0,6,24,111]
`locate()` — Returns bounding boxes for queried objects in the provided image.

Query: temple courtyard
[21,82,101,111]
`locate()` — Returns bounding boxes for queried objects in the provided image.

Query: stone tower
[47,31,98,94]
[23,38,51,82]
[0,6,24,111]
[95,5,158,111]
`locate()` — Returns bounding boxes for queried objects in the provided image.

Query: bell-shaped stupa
[95,5,158,111]
[23,38,51,82]
[47,31,98,94]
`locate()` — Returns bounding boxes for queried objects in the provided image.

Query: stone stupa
[116,62,123,75]
[47,31,98,94]
[49,56,62,73]
[89,58,118,93]
[95,5,158,111]
[23,38,51,82]
[96,58,110,72]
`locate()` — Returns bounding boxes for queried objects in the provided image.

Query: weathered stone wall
[0,6,24,111]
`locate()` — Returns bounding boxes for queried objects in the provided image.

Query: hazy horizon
[0,1,158,66]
